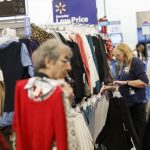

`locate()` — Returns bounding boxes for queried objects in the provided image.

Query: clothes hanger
[2,28,17,38]
[113,85,122,98]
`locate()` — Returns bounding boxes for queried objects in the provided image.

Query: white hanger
[0,28,19,45]
[113,85,122,98]
[2,28,17,38]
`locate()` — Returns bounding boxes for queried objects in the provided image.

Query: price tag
[24,17,31,37]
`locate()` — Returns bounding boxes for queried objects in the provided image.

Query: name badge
[129,88,135,95]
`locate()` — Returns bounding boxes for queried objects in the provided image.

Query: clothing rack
[39,23,99,35]
[0,18,28,37]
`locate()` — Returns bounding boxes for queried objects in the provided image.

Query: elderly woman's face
[48,49,72,79]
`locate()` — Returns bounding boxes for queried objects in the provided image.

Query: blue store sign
[52,0,97,24]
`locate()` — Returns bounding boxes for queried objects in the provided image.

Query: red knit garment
[13,80,68,150]
[105,39,114,60]
[0,132,9,150]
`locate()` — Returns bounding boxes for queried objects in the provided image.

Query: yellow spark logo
[55,2,66,15]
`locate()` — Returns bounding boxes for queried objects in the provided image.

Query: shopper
[13,39,73,150]
[113,43,149,143]
[133,43,147,61]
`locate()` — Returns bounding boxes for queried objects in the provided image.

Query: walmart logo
[55,2,66,15]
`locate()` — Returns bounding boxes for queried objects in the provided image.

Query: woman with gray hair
[32,39,72,79]
[13,39,75,150]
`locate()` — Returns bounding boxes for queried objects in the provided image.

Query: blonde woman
[113,43,149,143]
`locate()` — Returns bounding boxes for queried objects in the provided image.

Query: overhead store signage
[107,21,121,34]
[0,0,26,17]
[142,21,150,35]
[52,0,97,24]
[136,11,150,43]
[98,21,109,26]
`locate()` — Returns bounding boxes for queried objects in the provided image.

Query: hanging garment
[75,34,91,90]
[81,104,92,125]
[79,98,93,125]
[92,36,110,85]
[142,113,150,150]
[0,41,33,127]
[67,40,86,103]
[31,23,55,44]
[108,60,119,80]
[87,35,100,93]
[80,33,99,92]
[13,78,68,150]
[96,96,141,150]
[73,112,94,150]
[88,92,109,142]
[0,42,34,127]
[0,131,9,150]
[20,43,34,77]
[19,38,39,55]
[98,36,111,85]
[0,39,34,78]
[0,82,5,117]
[63,93,79,150]
[0,42,30,113]
[0,69,5,116]
[104,38,113,60]
[0,69,4,82]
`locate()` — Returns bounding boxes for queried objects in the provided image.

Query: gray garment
[21,43,34,77]
[0,40,18,49]
[88,92,109,142]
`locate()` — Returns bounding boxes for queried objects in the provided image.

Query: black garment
[98,36,110,85]
[92,36,110,85]
[87,35,100,94]
[67,41,86,103]
[130,103,147,143]
[142,114,150,150]
[92,36,103,85]
[0,42,29,112]
[58,33,86,103]
[96,96,141,150]
[58,32,68,45]
[34,72,50,78]
[19,38,39,56]
[30,39,40,51]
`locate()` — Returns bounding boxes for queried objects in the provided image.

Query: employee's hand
[99,85,116,95]
[113,80,127,86]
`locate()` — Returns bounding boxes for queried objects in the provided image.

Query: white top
[0,69,4,81]
[79,33,99,93]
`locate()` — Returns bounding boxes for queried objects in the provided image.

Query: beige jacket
[0,69,5,116]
